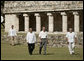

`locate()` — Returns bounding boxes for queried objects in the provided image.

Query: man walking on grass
[26,28,36,55]
[8,25,17,46]
[39,26,48,55]
[66,28,77,55]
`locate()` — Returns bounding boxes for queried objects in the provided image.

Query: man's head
[29,28,32,33]
[42,26,46,32]
[69,28,73,33]
[11,25,14,29]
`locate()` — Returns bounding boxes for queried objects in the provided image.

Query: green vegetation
[1,26,83,60]
[1,40,83,60]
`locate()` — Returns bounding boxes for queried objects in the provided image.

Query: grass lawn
[1,27,83,60]
[1,40,83,60]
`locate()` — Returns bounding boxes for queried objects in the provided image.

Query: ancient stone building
[3,1,83,33]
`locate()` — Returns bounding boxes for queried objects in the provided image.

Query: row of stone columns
[23,12,79,33]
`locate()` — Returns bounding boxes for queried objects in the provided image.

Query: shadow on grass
[9,43,23,46]
[32,53,54,55]
[69,52,80,56]
[73,53,80,55]
[15,43,22,45]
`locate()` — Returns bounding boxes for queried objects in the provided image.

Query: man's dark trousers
[28,43,35,55]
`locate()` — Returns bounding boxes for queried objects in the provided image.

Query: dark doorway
[29,13,36,31]
[54,13,62,32]
[41,13,48,31]
[19,14,25,31]
[67,13,74,32]
[79,11,83,32]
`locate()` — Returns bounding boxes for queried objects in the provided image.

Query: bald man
[26,28,36,55]
[66,28,77,55]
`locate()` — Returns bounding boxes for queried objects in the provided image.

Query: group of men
[8,25,77,55]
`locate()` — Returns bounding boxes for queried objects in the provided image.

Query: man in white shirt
[66,28,77,55]
[39,26,48,55]
[26,28,36,55]
[8,25,17,46]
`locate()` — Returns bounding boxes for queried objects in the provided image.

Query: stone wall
[4,1,83,13]
[5,14,19,32]
[1,33,83,47]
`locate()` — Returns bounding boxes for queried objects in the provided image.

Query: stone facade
[2,1,83,47]
[3,1,83,33]
[1,33,83,47]
[4,1,83,13]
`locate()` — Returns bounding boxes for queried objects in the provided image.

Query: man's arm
[66,33,69,44]
[74,33,77,44]
[66,37,69,44]
[39,32,42,42]
[75,37,77,44]
[46,38,49,44]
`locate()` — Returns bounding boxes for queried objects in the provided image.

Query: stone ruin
[1,33,83,47]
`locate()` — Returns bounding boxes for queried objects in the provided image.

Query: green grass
[1,25,83,60]
[1,40,83,60]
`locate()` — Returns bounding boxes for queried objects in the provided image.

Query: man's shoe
[72,52,75,55]
[29,53,32,55]
[39,52,41,54]
[39,53,41,54]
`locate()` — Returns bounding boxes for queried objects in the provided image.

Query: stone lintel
[61,12,67,16]
[73,12,79,15]
[23,14,28,17]
[35,13,40,17]
[47,13,52,16]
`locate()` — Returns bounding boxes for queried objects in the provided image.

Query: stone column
[47,13,54,32]
[73,12,79,32]
[61,12,67,32]
[35,13,41,32]
[23,14,29,32]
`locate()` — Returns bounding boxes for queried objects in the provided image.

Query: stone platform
[1,33,83,47]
